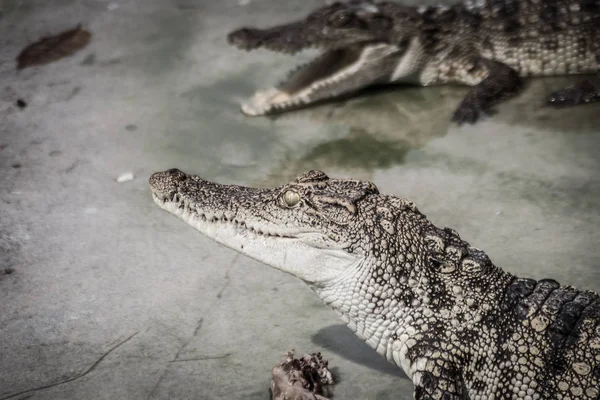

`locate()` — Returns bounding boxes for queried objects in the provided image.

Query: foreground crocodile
[228,0,600,123]
[150,169,600,398]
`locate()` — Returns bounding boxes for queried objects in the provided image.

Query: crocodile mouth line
[151,192,295,239]
[238,44,396,116]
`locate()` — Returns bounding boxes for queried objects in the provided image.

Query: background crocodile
[228,0,600,123]
[150,169,600,399]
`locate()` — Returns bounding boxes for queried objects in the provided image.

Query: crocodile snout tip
[149,168,188,197]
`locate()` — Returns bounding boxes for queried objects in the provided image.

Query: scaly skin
[149,169,600,399]
[228,0,600,124]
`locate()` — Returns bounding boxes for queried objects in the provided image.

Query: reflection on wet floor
[179,64,599,190]
[254,86,454,185]
[246,74,600,186]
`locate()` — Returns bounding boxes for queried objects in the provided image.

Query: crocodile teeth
[153,193,296,239]
[240,44,401,116]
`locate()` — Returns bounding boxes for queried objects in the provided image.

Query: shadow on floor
[312,324,407,380]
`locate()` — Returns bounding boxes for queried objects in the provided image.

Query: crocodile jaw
[241,43,402,116]
[149,171,358,285]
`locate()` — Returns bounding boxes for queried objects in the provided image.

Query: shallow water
[0,0,599,399]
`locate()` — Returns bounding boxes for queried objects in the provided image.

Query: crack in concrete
[146,317,205,400]
[0,331,139,400]
[145,254,239,398]
[171,318,204,362]
[216,253,239,299]
[145,368,169,400]
[64,158,81,173]
[169,352,233,362]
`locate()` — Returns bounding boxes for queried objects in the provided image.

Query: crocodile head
[228,1,418,116]
[149,168,427,286]
[150,168,516,376]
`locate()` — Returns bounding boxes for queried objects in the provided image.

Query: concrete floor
[1,0,599,399]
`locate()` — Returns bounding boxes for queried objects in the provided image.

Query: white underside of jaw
[153,194,358,284]
[389,37,427,84]
[241,43,402,116]
[316,259,421,379]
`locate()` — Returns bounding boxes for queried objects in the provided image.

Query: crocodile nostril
[166,168,188,181]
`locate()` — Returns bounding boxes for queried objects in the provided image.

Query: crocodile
[150,169,600,399]
[227,0,600,123]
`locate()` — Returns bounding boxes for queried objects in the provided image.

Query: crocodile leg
[450,58,522,124]
[546,75,600,107]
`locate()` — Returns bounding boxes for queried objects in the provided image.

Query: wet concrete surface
[0,0,599,399]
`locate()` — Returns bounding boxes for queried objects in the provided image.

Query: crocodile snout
[149,168,188,199]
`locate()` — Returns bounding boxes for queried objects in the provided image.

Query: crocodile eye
[328,11,355,27]
[283,190,300,207]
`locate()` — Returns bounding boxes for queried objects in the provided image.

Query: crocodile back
[468,0,600,75]
[501,278,600,398]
